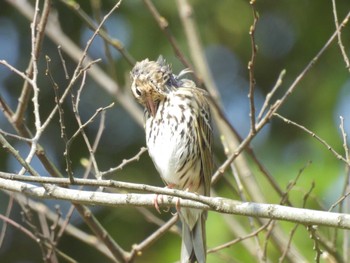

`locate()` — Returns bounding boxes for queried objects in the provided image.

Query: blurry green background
[1,0,350,262]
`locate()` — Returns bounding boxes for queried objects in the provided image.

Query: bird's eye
[135,87,142,96]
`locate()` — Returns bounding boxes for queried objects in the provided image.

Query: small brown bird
[130,56,213,263]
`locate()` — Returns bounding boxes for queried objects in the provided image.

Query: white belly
[146,116,185,185]
[145,94,196,187]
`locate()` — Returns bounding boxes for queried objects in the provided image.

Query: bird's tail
[180,209,206,263]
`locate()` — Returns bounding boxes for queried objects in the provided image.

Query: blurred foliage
[1,0,350,262]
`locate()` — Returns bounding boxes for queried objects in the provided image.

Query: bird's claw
[153,194,162,214]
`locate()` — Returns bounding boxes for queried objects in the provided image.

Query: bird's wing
[193,89,213,197]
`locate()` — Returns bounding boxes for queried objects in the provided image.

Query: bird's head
[130,56,178,117]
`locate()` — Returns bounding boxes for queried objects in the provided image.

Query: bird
[130,56,213,263]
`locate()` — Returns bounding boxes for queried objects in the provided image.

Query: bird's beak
[145,95,157,117]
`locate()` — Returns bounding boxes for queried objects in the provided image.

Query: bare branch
[339,116,350,261]
[247,0,259,133]
[0,129,32,142]
[0,60,34,84]
[274,113,349,165]
[220,137,263,256]
[59,0,135,66]
[101,147,147,178]
[212,8,350,182]
[258,69,286,121]
[208,221,270,254]
[0,213,77,262]
[143,0,196,77]
[128,216,179,261]
[1,176,350,230]
[0,195,14,247]
[176,0,221,102]
[0,213,38,244]
[13,0,51,125]
[331,0,350,70]
[57,45,69,79]
[0,134,40,177]
[340,116,350,163]
[73,204,128,262]
[7,0,143,126]
[263,11,350,121]
[45,55,72,181]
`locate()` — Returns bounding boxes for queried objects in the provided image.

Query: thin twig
[7,0,143,126]
[258,69,286,121]
[0,195,14,247]
[247,0,259,133]
[90,1,119,82]
[73,204,128,262]
[0,134,40,177]
[38,212,58,262]
[13,0,51,125]
[0,71,124,263]
[41,59,101,132]
[274,113,349,165]
[70,71,104,180]
[338,116,350,208]
[304,182,324,263]
[21,0,43,177]
[338,116,350,261]
[331,0,350,70]
[208,221,271,254]
[136,207,180,234]
[280,161,312,205]
[175,0,221,103]
[101,147,147,178]
[66,101,115,180]
[8,191,115,260]
[329,190,350,212]
[279,180,315,262]
[59,0,135,65]
[0,129,32,142]
[128,215,179,261]
[264,162,311,261]
[0,213,77,263]
[57,45,69,79]
[0,213,38,243]
[0,60,34,84]
[213,7,350,178]
[340,116,350,163]
[307,224,322,263]
[45,55,73,181]
[2,1,129,261]
[142,0,196,78]
[39,0,123,135]
[220,135,264,258]
[79,106,107,187]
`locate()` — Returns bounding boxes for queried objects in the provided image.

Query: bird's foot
[153,184,176,214]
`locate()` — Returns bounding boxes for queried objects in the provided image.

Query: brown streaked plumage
[130,56,213,263]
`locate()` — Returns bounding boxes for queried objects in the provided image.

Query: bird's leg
[171,197,182,216]
[153,194,162,214]
[154,184,176,214]
[172,185,193,215]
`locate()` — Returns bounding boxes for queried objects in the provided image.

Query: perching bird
[130,56,213,263]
